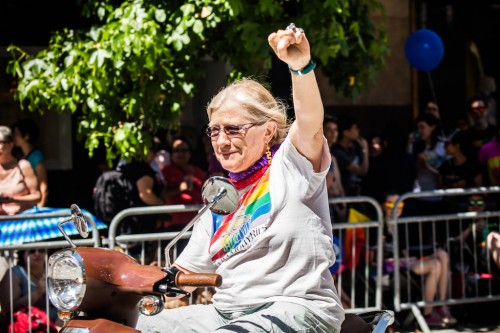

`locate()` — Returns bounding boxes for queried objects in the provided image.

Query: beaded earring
[265,145,272,164]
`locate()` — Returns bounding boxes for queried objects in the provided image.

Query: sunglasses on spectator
[471,107,487,113]
[468,200,485,207]
[206,123,260,139]
[172,148,189,153]
[384,202,404,209]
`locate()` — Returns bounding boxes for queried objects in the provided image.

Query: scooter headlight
[47,249,86,311]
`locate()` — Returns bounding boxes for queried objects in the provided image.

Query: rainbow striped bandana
[209,167,272,266]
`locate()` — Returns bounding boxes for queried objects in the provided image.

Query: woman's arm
[7,160,41,205]
[136,175,164,206]
[35,162,49,207]
[268,26,324,172]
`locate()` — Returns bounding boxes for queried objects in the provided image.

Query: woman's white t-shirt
[176,137,344,330]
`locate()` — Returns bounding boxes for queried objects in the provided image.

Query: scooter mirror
[71,204,89,239]
[201,177,238,215]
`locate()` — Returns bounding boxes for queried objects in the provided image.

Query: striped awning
[0,206,107,246]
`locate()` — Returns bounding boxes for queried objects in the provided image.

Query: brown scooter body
[48,178,235,333]
[66,247,165,330]
[53,247,221,333]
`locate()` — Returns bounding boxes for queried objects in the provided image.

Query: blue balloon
[404,29,444,72]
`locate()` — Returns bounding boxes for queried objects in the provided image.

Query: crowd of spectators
[1,86,500,330]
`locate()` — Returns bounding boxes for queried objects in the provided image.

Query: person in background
[411,113,449,216]
[407,101,443,154]
[0,126,40,215]
[161,136,207,230]
[465,95,497,160]
[412,114,446,180]
[115,155,165,260]
[477,75,497,127]
[384,192,456,328]
[0,249,59,327]
[192,127,226,177]
[331,113,369,197]
[323,115,346,221]
[11,118,48,207]
[149,128,172,186]
[449,193,500,287]
[362,133,390,203]
[439,130,482,189]
[478,122,500,187]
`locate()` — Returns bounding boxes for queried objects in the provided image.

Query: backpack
[92,167,135,224]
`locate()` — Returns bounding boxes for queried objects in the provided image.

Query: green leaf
[6,0,388,165]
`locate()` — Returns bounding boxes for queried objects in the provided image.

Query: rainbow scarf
[209,167,272,265]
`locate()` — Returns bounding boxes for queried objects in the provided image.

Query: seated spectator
[11,118,49,207]
[0,249,59,328]
[439,130,482,189]
[452,194,500,278]
[0,126,41,215]
[384,192,456,327]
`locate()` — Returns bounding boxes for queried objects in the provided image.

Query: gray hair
[206,79,291,146]
[0,126,13,142]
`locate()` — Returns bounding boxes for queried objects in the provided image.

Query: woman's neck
[228,143,280,184]
[21,143,35,157]
[0,156,17,170]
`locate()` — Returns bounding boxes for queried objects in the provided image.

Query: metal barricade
[0,211,103,333]
[329,196,385,314]
[107,205,203,265]
[390,186,500,333]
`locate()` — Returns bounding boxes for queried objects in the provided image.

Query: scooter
[46,176,394,333]
[47,177,238,332]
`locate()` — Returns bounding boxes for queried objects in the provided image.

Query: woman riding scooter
[136,24,345,333]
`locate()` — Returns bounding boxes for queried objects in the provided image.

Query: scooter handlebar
[175,272,222,287]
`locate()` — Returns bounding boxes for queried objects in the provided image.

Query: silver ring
[286,23,304,34]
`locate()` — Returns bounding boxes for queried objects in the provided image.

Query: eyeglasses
[206,123,259,139]
[384,202,404,209]
[172,148,189,153]
[27,249,43,255]
[468,200,485,207]
[471,107,487,114]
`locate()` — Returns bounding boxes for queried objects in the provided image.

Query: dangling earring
[265,145,272,164]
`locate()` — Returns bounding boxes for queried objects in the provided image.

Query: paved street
[390,317,500,332]
[385,304,500,333]
[394,325,500,333]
